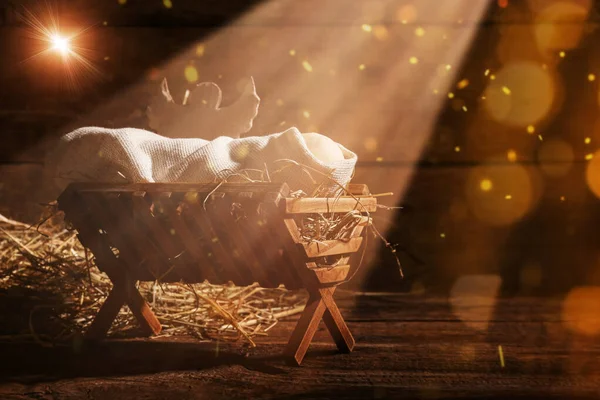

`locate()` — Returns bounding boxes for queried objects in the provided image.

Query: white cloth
[45,127,357,195]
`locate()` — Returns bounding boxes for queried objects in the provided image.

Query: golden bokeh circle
[534,2,590,54]
[585,150,600,198]
[483,62,555,127]
[396,4,417,23]
[562,286,600,336]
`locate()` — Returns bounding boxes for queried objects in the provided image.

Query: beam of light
[17,2,103,91]
[41,0,491,286]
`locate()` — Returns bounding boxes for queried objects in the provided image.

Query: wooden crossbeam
[283,197,377,214]
[302,237,363,258]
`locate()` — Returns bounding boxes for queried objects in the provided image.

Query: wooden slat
[283,218,302,244]
[302,237,363,258]
[346,184,371,196]
[68,182,287,195]
[311,265,350,285]
[284,197,377,214]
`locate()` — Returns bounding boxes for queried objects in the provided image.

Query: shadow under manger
[0,338,290,383]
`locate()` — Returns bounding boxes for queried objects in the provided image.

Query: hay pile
[0,210,307,347]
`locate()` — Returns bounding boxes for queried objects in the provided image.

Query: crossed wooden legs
[284,286,354,365]
[85,277,162,340]
[87,277,351,366]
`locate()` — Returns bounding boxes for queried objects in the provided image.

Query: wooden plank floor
[1,293,600,399]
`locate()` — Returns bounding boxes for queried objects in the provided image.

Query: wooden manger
[57,181,376,365]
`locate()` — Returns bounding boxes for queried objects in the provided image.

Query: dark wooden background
[1,0,599,295]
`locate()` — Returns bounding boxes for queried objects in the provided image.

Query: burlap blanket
[45,126,357,195]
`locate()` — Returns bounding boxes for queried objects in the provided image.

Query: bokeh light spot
[184,65,198,83]
[302,60,313,72]
[364,137,378,152]
[483,62,555,127]
[457,79,469,89]
[396,4,417,23]
[563,287,600,336]
[409,56,419,65]
[535,2,589,54]
[415,26,425,37]
[361,24,372,32]
[163,0,173,8]
[480,179,493,191]
[589,73,596,82]
[373,25,389,41]
[507,150,517,162]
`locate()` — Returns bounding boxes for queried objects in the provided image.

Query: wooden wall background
[1,0,600,295]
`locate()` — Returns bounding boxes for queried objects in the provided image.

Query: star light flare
[50,34,71,56]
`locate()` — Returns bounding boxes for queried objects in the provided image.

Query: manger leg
[124,282,162,336]
[284,291,327,366]
[85,284,127,340]
[320,287,355,353]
